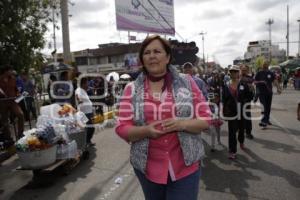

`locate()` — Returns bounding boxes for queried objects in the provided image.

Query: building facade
[55,40,200,75]
[56,43,142,75]
[244,40,286,64]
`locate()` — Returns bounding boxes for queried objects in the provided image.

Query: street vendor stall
[16,103,89,176]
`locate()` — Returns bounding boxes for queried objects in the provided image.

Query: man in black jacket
[254,62,275,128]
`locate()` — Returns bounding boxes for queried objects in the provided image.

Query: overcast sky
[43,0,300,67]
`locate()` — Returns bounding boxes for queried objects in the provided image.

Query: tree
[254,56,266,71]
[270,58,278,65]
[0,0,56,72]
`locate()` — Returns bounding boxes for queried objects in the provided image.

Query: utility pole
[128,31,130,44]
[266,19,274,63]
[297,19,300,57]
[287,5,290,59]
[60,0,72,64]
[199,31,207,72]
[52,1,57,63]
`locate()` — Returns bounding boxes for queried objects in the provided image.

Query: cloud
[220,30,245,47]
[43,0,300,68]
[225,30,245,39]
[175,0,215,6]
[213,47,239,55]
[68,0,113,32]
[223,38,240,47]
[248,0,282,11]
[69,0,109,20]
[72,21,107,29]
[198,9,233,20]
[213,48,244,66]
[255,18,286,33]
[70,0,109,14]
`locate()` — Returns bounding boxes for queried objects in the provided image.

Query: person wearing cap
[222,65,253,159]
[254,61,275,128]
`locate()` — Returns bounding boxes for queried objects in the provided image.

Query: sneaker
[228,153,236,160]
[259,122,267,127]
[246,134,254,139]
[240,144,246,150]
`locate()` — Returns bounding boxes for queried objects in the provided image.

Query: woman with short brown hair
[116,35,211,200]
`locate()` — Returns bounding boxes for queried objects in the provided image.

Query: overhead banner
[115,0,175,35]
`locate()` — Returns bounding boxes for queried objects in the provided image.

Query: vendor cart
[16,129,90,179]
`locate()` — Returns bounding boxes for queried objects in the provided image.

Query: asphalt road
[0,88,299,200]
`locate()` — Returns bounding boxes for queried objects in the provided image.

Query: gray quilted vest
[130,65,205,173]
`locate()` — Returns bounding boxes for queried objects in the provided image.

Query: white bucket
[17,145,57,169]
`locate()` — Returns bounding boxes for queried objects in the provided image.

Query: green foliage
[0,0,57,72]
[254,56,266,71]
[270,58,278,65]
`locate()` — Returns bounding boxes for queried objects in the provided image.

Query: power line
[147,0,184,41]
[273,41,299,44]
[136,0,170,35]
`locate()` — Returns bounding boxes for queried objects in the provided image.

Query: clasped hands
[146,119,187,139]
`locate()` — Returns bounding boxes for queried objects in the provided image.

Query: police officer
[254,62,275,128]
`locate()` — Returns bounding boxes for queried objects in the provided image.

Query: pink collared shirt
[115,75,211,184]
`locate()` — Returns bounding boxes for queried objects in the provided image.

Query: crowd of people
[1,34,298,200]
[0,66,39,144]
[0,67,102,147]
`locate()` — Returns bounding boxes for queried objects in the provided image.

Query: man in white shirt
[75,77,95,146]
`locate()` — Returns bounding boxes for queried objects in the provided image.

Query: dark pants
[239,104,252,135]
[24,97,37,120]
[134,168,201,200]
[0,100,24,140]
[85,113,95,143]
[259,94,273,124]
[228,119,244,153]
[283,80,288,89]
